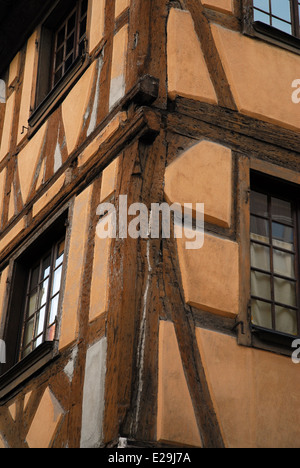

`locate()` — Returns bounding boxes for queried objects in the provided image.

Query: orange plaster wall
[202,0,234,14]
[157,321,202,447]
[176,231,239,318]
[164,140,232,228]
[17,31,38,145]
[196,328,300,448]
[212,24,300,132]
[87,0,105,54]
[167,8,217,104]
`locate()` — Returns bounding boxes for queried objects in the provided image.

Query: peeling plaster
[64,346,78,382]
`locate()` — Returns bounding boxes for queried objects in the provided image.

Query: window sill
[28,53,91,139]
[248,21,300,55]
[251,325,297,357]
[0,342,57,401]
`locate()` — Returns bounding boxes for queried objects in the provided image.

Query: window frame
[0,209,69,400]
[236,162,300,356]
[249,172,300,348]
[243,0,300,55]
[28,0,90,137]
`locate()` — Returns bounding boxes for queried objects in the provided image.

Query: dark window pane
[28,290,38,318]
[23,318,34,349]
[250,215,269,238]
[57,26,65,48]
[272,223,294,248]
[271,197,293,224]
[80,16,87,39]
[66,33,75,56]
[30,266,40,290]
[81,0,88,17]
[251,191,268,217]
[67,12,76,36]
[55,47,64,70]
[65,54,74,71]
[54,67,63,85]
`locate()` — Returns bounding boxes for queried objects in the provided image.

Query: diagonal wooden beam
[181,0,238,111]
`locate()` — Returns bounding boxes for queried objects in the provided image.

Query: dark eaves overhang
[0,0,54,77]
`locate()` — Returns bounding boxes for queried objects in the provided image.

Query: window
[51,0,88,89]
[250,173,300,343]
[19,238,65,360]
[0,212,67,384]
[30,0,89,130]
[253,0,300,37]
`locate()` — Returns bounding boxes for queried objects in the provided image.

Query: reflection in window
[253,0,300,38]
[250,190,298,336]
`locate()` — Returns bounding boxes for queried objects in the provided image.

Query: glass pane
[55,47,64,70]
[35,306,46,338]
[254,10,271,24]
[271,0,291,22]
[54,67,63,85]
[271,197,292,224]
[251,191,268,217]
[251,243,271,272]
[250,216,269,239]
[251,271,272,300]
[273,249,295,279]
[55,240,65,267]
[80,17,87,39]
[52,266,62,296]
[66,33,75,55]
[65,54,74,71]
[81,0,88,16]
[33,335,43,350]
[30,266,39,290]
[253,0,270,12]
[38,279,49,308]
[28,290,38,317]
[49,295,59,325]
[272,223,294,249]
[275,306,297,336]
[57,26,65,48]
[47,324,56,342]
[274,277,297,307]
[252,300,272,329]
[42,255,51,279]
[23,318,34,348]
[22,346,32,358]
[67,13,76,35]
[272,18,292,34]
